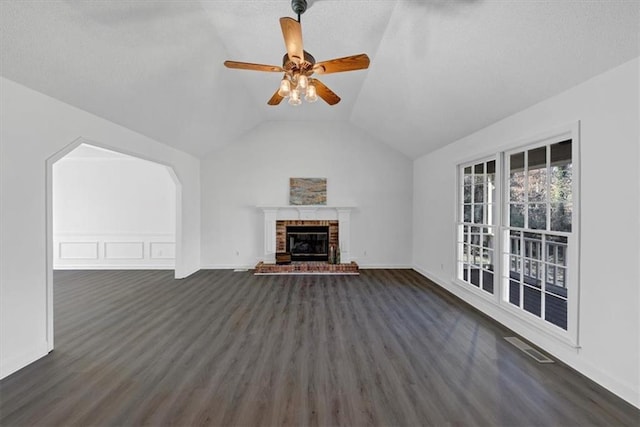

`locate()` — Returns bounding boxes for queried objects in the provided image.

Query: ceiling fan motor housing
[291,0,307,15]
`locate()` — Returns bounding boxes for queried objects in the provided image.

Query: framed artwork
[289,178,327,205]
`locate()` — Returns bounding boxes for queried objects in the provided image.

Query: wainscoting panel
[59,242,99,259]
[54,233,175,269]
[150,242,175,259]
[104,242,144,260]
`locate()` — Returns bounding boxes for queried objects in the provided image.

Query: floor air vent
[504,337,554,363]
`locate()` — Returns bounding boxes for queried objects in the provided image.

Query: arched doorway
[45,138,182,351]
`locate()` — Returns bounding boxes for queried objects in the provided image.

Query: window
[504,140,573,330]
[456,126,578,339]
[457,159,496,294]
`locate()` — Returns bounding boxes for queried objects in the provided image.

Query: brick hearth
[254,261,360,275]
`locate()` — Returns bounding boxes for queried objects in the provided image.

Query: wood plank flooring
[1,269,638,426]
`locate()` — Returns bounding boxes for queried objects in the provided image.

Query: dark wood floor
[1,270,638,426]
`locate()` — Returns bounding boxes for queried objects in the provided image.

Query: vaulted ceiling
[1,1,638,158]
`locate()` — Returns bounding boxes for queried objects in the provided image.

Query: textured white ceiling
[1,1,638,158]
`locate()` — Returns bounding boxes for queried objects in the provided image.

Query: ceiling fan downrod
[291,0,307,21]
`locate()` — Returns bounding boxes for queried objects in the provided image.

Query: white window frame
[453,122,580,347]
[456,156,500,299]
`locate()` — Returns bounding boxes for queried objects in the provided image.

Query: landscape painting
[289,178,327,205]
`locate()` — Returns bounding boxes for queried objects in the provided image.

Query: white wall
[0,77,201,380]
[53,146,176,269]
[413,58,639,407]
[201,121,413,269]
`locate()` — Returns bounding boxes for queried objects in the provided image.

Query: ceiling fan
[223,0,370,106]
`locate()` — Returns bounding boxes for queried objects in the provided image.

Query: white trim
[45,137,183,358]
[453,122,580,345]
[54,231,175,237]
[54,265,175,270]
[200,264,410,270]
[357,264,412,269]
[200,264,257,270]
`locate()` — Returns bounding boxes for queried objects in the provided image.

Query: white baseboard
[0,340,49,380]
[358,264,412,269]
[200,264,413,270]
[54,265,174,270]
[200,264,256,270]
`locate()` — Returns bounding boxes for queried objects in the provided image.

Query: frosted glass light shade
[278,78,291,97]
[288,88,301,106]
[305,84,318,103]
[298,74,308,90]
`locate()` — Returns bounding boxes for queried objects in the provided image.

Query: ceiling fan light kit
[224,0,370,107]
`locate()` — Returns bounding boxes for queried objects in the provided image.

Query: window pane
[546,264,555,285]
[509,280,520,306]
[464,167,472,186]
[545,274,567,298]
[470,246,481,266]
[551,140,571,164]
[482,233,493,249]
[528,168,547,202]
[550,140,572,203]
[470,230,480,246]
[487,160,496,174]
[462,244,470,263]
[545,235,567,264]
[556,266,567,288]
[482,249,494,271]
[510,152,525,202]
[487,161,496,204]
[464,204,472,222]
[510,204,524,227]
[528,146,547,170]
[528,203,547,230]
[474,163,483,184]
[524,260,543,285]
[511,152,525,170]
[464,185,472,203]
[474,183,484,203]
[470,267,481,287]
[545,293,567,330]
[510,231,521,255]
[550,203,572,232]
[550,166,572,203]
[510,255,521,275]
[482,272,494,293]
[474,205,484,223]
[523,287,542,317]
[524,233,542,260]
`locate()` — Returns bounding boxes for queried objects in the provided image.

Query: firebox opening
[286,226,329,262]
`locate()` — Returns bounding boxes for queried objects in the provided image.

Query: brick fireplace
[259,206,353,264]
[276,220,338,261]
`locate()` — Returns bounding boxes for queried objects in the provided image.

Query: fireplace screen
[286,226,329,261]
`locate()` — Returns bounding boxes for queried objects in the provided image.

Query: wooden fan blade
[267,89,284,106]
[280,17,304,65]
[311,79,340,105]
[224,61,283,72]
[313,54,370,74]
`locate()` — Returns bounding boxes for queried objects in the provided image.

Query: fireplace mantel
[258,206,354,263]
